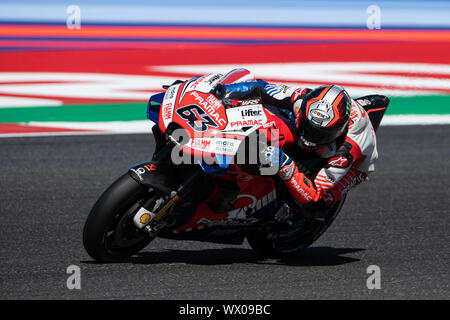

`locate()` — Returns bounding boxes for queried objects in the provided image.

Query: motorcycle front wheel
[82,173,159,262]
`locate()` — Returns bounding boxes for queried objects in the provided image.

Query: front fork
[133,170,203,236]
[129,139,204,237]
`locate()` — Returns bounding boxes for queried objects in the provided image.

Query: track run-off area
[1,38,450,136]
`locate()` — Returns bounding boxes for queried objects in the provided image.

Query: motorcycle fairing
[159,166,278,243]
[158,82,183,132]
[197,155,233,176]
[156,72,233,132]
[148,68,296,176]
[147,92,164,124]
[128,161,177,193]
[355,95,389,131]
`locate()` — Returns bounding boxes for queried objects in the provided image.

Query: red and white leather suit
[269,85,378,206]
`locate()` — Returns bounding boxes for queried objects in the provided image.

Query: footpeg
[274,204,294,226]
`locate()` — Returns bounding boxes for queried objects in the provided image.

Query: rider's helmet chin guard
[296,85,351,151]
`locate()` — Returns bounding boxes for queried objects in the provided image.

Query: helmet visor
[301,121,345,146]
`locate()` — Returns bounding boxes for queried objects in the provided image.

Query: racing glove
[260,146,292,175]
[260,146,319,204]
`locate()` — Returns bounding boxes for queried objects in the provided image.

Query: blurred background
[0,0,449,135]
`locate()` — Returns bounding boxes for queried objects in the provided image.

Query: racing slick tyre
[83,173,159,262]
[246,196,346,258]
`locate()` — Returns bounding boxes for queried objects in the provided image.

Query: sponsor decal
[191,138,211,150]
[143,163,157,171]
[205,95,222,110]
[133,207,156,229]
[328,156,350,168]
[341,172,367,195]
[215,139,236,154]
[162,84,180,127]
[356,99,371,107]
[140,213,151,224]
[291,88,306,103]
[227,190,277,220]
[225,105,267,130]
[205,73,223,85]
[130,168,144,181]
[188,73,224,93]
[309,99,334,125]
[130,163,156,181]
[176,104,219,132]
[325,175,336,183]
[310,108,331,121]
[189,137,239,154]
[241,109,262,117]
[279,162,295,181]
[315,173,337,186]
[350,106,359,124]
[165,85,177,100]
[136,167,146,174]
[263,121,276,128]
[163,103,173,121]
[290,178,312,201]
[190,91,226,126]
[189,76,204,90]
[175,190,277,231]
[293,105,301,118]
[229,119,263,127]
[238,99,261,106]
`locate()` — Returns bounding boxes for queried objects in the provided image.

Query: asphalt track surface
[0,125,449,300]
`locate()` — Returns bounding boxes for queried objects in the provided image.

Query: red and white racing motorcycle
[83,68,388,262]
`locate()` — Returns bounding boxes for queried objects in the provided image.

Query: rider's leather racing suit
[223,80,378,207]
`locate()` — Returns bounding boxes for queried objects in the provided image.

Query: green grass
[387,95,450,115]
[0,95,449,123]
[0,102,147,123]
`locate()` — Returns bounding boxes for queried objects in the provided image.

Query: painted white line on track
[0,97,62,108]
[0,115,449,138]
[380,114,450,126]
[26,120,154,132]
[0,131,154,138]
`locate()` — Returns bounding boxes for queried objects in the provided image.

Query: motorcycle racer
[221,77,378,208]
[83,68,387,262]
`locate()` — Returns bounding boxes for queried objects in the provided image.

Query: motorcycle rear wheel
[246,197,346,257]
[83,174,158,262]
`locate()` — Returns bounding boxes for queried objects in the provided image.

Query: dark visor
[301,122,344,145]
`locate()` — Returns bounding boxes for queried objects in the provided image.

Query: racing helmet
[296,85,352,149]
